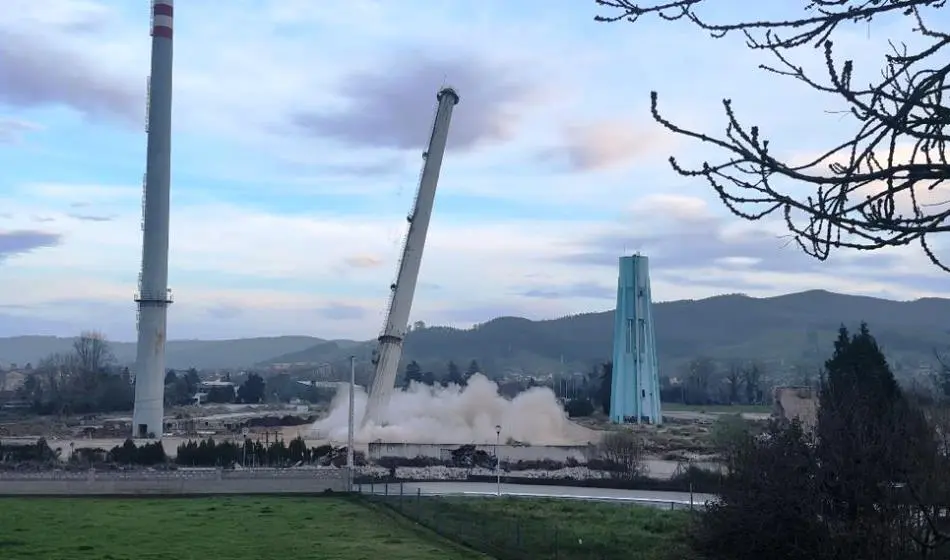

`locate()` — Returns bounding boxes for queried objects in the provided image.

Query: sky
[0,0,946,342]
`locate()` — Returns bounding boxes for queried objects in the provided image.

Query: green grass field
[0,496,484,560]
[663,402,772,414]
[373,494,693,560]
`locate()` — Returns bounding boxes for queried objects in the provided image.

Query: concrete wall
[0,468,348,496]
[368,443,598,463]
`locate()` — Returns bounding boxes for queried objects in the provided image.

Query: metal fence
[356,481,704,511]
[356,482,697,560]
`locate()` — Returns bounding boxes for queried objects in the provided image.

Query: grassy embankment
[372,494,694,560]
[0,496,486,560]
[0,495,694,559]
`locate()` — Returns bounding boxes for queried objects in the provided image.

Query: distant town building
[194,379,237,405]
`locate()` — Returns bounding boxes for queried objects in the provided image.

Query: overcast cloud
[291,51,540,152]
[0,29,139,121]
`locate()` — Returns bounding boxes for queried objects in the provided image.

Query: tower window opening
[638,319,646,357]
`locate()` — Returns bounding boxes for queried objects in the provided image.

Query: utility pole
[347,355,356,491]
[495,424,502,497]
[241,427,248,467]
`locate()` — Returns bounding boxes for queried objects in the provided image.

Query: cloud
[0,28,139,121]
[0,230,61,260]
[559,222,784,272]
[28,183,137,203]
[1,0,116,34]
[556,194,812,273]
[344,255,384,269]
[0,118,41,144]
[0,187,624,337]
[290,51,540,151]
[205,305,243,321]
[0,188,945,340]
[519,282,614,300]
[785,142,950,214]
[0,2,944,341]
[655,272,775,293]
[554,193,944,295]
[67,213,114,222]
[629,194,711,222]
[316,303,369,321]
[543,119,676,172]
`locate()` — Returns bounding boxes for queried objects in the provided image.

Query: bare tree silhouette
[595,0,950,269]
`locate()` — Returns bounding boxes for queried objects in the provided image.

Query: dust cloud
[309,374,597,445]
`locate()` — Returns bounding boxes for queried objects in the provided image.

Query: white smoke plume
[309,373,597,445]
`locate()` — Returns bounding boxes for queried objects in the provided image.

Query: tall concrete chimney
[363,87,460,427]
[132,0,174,439]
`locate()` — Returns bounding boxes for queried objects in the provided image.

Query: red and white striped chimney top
[152,1,173,39]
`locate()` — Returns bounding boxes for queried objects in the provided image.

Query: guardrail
[355,481,706,511]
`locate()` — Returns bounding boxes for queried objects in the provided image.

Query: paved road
[358,481,716,509]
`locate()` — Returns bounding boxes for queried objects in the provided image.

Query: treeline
[396,355,771,416]
[164,370,266,406]
[0,437,365,469]
[534,358,768,419]
[10,333,271,415]
[122,437,362,468]
[174,437,363,467]
[396,359,481,389]
[690,324,950,559]
[162,368,201,406]
[660,358,767,405]
[0,438,60,464]
[9,330,273,413]
[5,331,775,418]
[13,332,133,414]
[168,370,345,407]
[265,373,337,405]
[0,438,166,468]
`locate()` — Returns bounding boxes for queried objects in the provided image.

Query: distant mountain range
[2,290,948,377]
[0,336,328,370]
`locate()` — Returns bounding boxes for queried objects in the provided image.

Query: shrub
[565,398,595,418]
[597,431,645,479]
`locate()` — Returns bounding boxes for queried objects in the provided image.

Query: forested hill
[3,291,948,374]
[0,336,326,370]
[266,290,950,377]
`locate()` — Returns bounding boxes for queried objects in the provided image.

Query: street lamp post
[495,424,502,497]
[347,356,356,491]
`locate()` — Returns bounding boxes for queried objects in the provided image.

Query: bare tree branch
[595,0,950,270]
